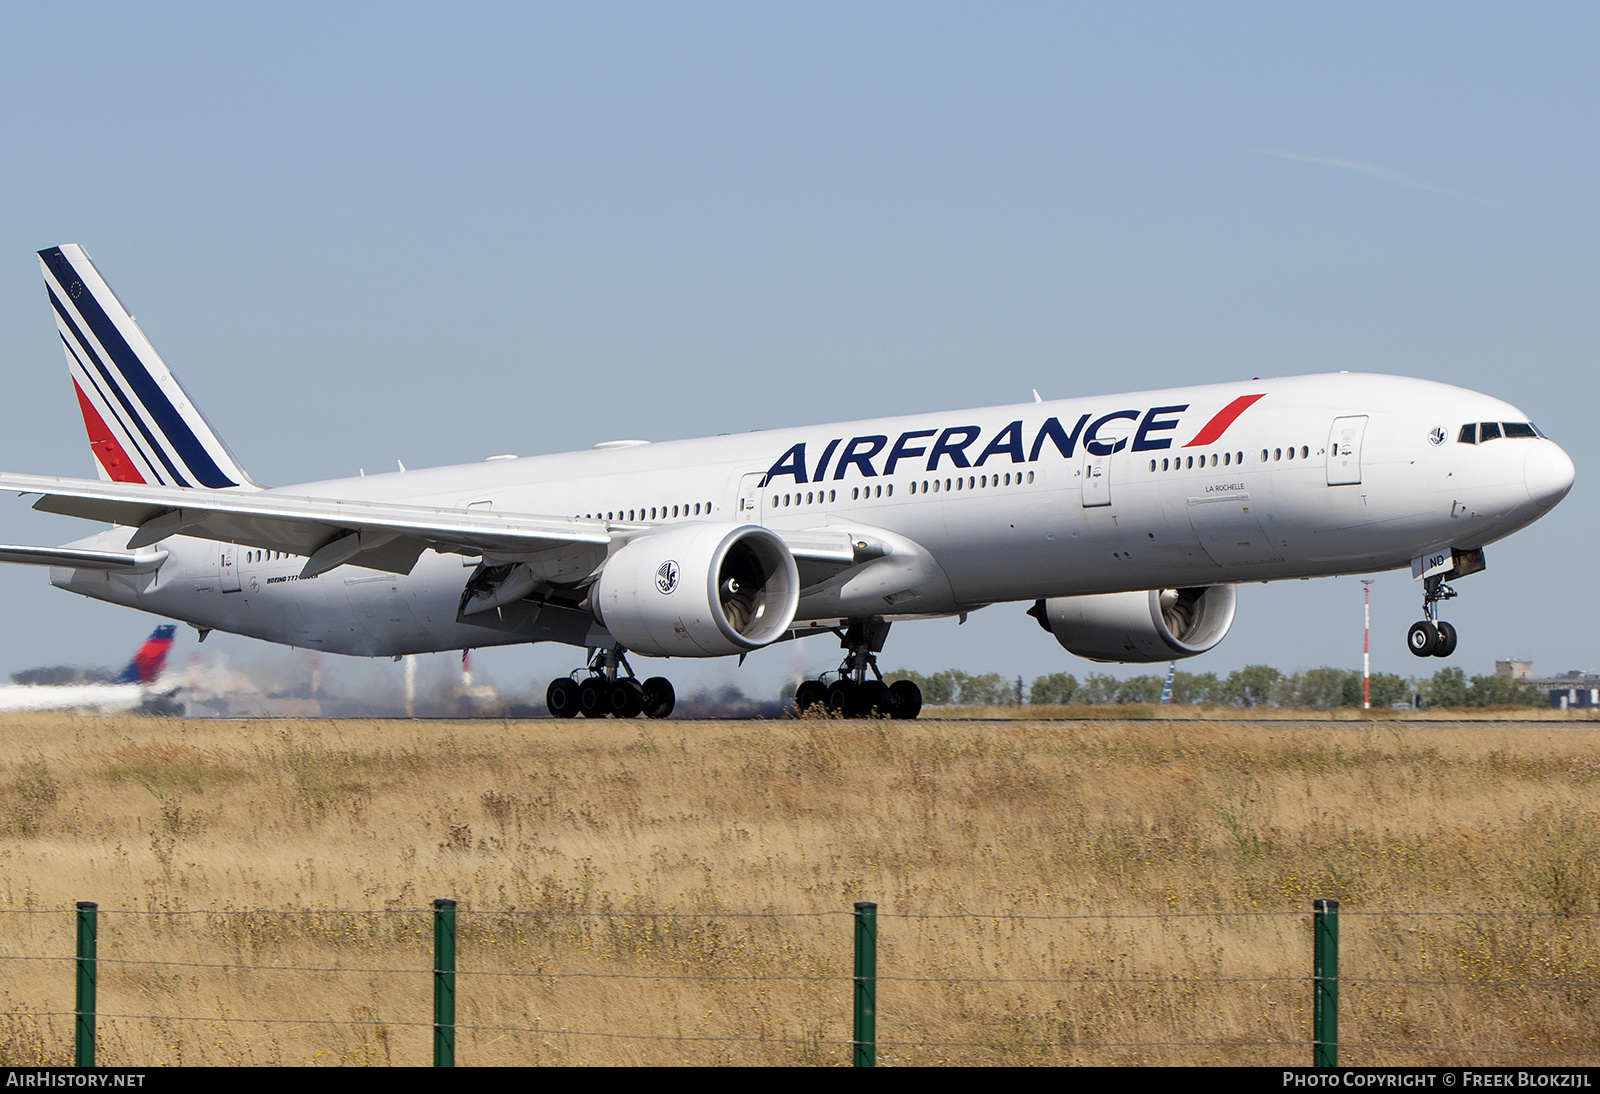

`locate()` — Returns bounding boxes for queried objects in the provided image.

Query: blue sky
[0,4,1592,700]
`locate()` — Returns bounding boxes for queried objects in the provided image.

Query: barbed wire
[1,953,1596,992]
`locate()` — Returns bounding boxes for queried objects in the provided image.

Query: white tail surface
[38,245,255,490]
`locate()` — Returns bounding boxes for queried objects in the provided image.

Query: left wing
[0,472,870,586]
[0,472,614,579]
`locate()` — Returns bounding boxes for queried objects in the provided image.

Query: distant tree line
[877,665,1545,709]
[879,670,1021,706]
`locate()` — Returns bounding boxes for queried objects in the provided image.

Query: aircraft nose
[1524,441,1575,509]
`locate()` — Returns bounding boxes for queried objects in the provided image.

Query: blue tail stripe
[48,286,190,487]
[39,248,238,488]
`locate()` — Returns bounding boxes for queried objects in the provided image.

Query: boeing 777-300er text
[0,245,1574,718]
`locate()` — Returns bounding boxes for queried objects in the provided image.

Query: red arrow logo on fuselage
[1183,393,1266,448]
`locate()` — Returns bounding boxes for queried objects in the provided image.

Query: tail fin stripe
[59,326,170,486]
[71,377,147,484]
[48,286,191,487]
[60,332,163,482]
[39,250,238,488]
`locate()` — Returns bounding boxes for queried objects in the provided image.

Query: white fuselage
[49,373,1572,660]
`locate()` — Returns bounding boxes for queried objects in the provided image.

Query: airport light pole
[1362,580,1373,710]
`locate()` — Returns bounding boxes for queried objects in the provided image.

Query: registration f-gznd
[0,246,1574,718]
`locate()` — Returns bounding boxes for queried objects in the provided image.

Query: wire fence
[0,901,1595,1066]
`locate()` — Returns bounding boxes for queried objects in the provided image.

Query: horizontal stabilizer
[0,543,168,573]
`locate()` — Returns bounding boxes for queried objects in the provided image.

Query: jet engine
[1029,585,1237,663]
[592,523,800,657]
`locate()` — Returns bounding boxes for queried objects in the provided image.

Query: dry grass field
[0,708,1594,1066]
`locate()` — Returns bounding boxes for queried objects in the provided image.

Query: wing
[0,472,871,586]
[0,471,613,579]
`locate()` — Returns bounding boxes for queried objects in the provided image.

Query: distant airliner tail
[113,625,177,686]
[37,245,257,491]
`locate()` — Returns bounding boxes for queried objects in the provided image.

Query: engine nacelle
[1029,585,1237,663]
[593,523,800,657]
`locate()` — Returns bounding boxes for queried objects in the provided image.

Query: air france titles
[759,403,1198,487]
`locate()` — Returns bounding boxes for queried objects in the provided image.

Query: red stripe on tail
[1183,393,1266,448]
[72,379,146,483]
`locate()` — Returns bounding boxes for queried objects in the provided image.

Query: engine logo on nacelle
[655,560,680,594]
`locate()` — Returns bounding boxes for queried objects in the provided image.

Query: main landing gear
[546,647,675,719]
[791,619,923,719]
[1407,575,1459,659]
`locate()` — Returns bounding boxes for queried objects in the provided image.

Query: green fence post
[434,898,457,1067]
[853,901,877,1067]
[1313,898,1339,1067]
[75,901,97,1068]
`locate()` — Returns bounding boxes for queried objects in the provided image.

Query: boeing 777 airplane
[0,245,1574,719]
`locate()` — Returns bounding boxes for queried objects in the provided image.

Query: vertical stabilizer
[38,245,257,490]
[114,624,177,685]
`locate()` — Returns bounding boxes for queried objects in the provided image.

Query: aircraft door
[1326,416,1368,485]
[220,545,240,593]
[1081,421,1133,508]
[737,473,767,524]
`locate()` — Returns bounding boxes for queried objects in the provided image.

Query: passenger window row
[1147,445,1312,473]
[580,503,715,521]
[770,470,1038,509]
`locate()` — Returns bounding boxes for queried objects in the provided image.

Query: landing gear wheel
[888,680,922,720]
[859,680,892,717]
[1408,621,1439,658]
[578,675,609,717]
[547,677,580,718]
[641,677,675,719]
[608,678,645,718]
[794,679,827,714]
[1432,620,1458,658]
[826,679,858,716]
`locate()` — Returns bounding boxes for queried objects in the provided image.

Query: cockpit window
[1458,421,1543,444]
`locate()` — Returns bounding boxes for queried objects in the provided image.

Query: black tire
[1433,620,1458,658]
[609,678,645,718]
[859,680,892,717]
[889,679,922,720]
[826,679,858,717]
[794,679,826,714]
[578,676,610,717]
[642,677,676,719]
[547,677,580,718]
[1407,621,1438,658]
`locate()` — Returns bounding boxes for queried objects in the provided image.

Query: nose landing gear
[1407,575,1459,658]
[547,647,675,719]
